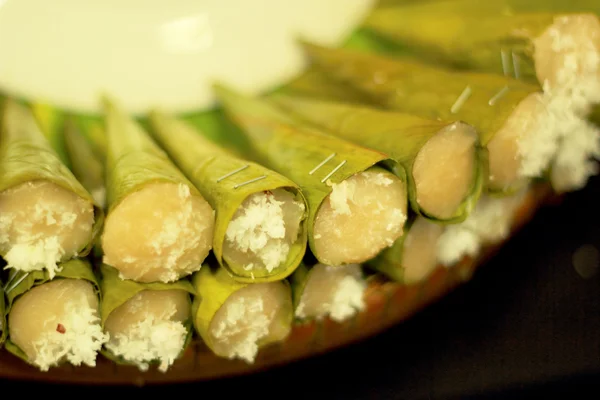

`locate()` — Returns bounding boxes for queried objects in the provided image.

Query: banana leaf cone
[63,117,106,210]
[290,261,367,323]
[149,111,308,283]
[274,67,375,106]
[215,84,410,267]
[363,1,546,81]
[30,102,71,168]
[100,98,216,283]
[99,264,195,372]
[3,259,108,371]
[0,99,102,278]
[363,0,600,89]
[302,43,570,195]
[368,214,445,284]
[191,264,293,364]
[273,94,486,223]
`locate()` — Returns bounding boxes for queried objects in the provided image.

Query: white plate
[0,0,374,115]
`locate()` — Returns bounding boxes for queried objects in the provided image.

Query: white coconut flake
[436,191,526,266]
[295,264,366,323]
[225,192,298,273]
[0,182,94,278]
[212,296,272,364]
[31,297,108,372]
[526,15,600,191]
[328,178,357,215]
[4,237,65,279]
[105,307,188,373]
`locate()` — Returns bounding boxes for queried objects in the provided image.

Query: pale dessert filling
[488,92,547,191]
[223,189,305,276]
[102,182,215,283]
[104,289,190,373]
[534,14,600,108]
[401,217,444,285]
[0,180,95,279]
[533,14,600,191]
[209,281,291,364]
[8,279,108,372]
[436,190,528,267]
[313,168,407,265]
[412,121,478,219]
[295,263,366,322]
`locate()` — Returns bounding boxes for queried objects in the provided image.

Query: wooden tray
[0,184,556,386]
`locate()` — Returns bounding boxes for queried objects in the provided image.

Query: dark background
[1,177,599,399]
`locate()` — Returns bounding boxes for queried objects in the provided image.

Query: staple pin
[488,86,510,106]
[451,86,472,114]
[321,160,347,183]
[310,153,336,175]
[501,49,511,76]
[5,272,29,295]
[216,164,249,182]
[3,269,18,289]
[512,52,521,79]
[233,175,267,189]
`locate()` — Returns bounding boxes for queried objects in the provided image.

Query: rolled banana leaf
[149,111,308,283]
[290,262,367,323]
[273,94,487,223]
[273,67,374,106]
[101,99,215,283]
[369,215,445,284]
[0,99,102,277]
[192,264,293,364]
[302,43,572,194]
[99,264,195,372]
[63,117,106,209]
[103,98,205,214]
[592,105,600,128]
[30,102,71,168]
[3,258,106,371]
[215,84,409,266]
[364,0,600,88]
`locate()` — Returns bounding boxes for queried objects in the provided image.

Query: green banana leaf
[30,102,71,168]
[364,0,560,84]
[273,94,486,223]
[191,264,293,360]
[214,84,407,264]
[63,117,106,209]
[0,99,102,262]
[99,264,196,366]
[103,98,210,214]
[3,258,101,363]
[302,43,544,194]
[148,111,308,283]
[273,67,375,105]
[592,105,600,128]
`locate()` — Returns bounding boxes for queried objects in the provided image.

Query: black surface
[2,177,599,399]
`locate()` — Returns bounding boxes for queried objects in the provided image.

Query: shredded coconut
[436,191,526,266]
[31,296,108,372]
[526,15,600,191]
[105,303,188,373]
[295,264,366,323]
[0,181,94,279]
[328,178,357,215]
[4,238,66,279]
[211,296,273,364]
[225,191,304,273]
